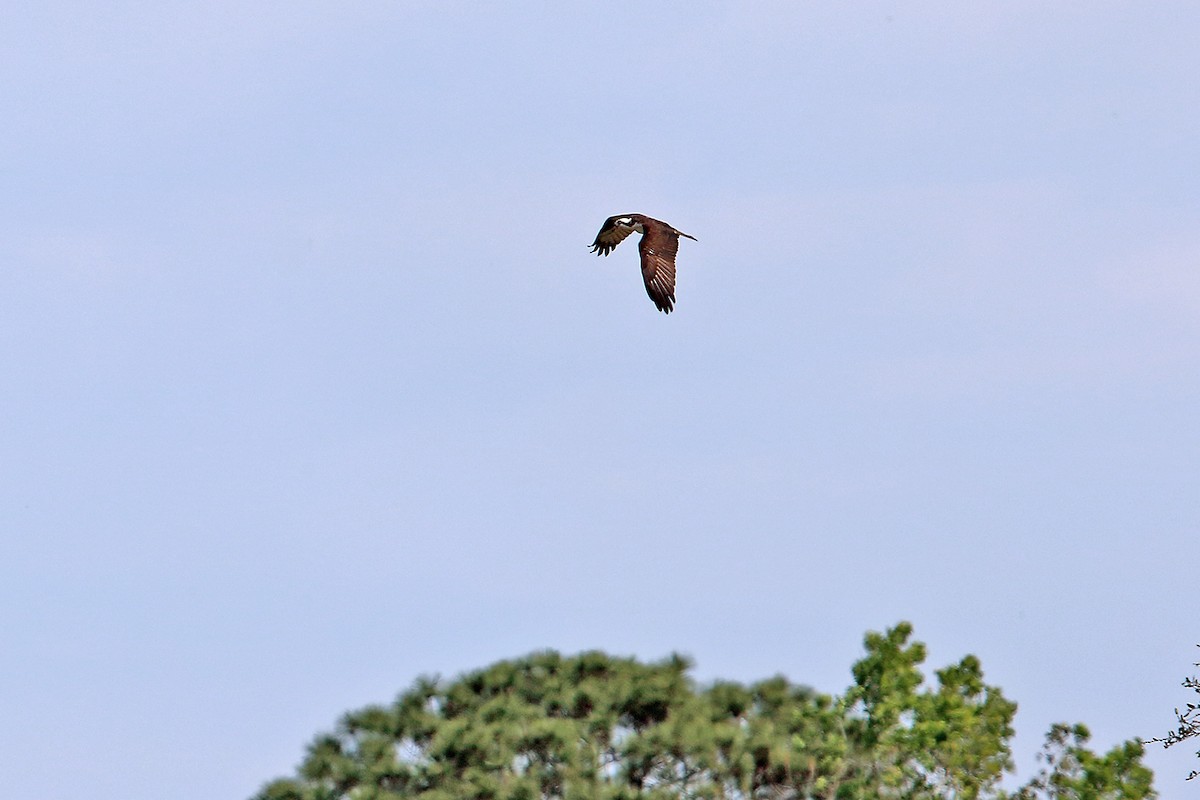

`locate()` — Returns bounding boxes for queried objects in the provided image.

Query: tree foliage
[1014,724,1154,800]
[1144,644,1200,782]
[254,623,1153,800]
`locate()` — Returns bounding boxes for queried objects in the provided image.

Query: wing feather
[589,216,636,256]
[638,225,681,314]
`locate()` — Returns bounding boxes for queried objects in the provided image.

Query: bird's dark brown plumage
[589,214,696,313]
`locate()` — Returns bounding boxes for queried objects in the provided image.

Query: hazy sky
[2,3,1197,798]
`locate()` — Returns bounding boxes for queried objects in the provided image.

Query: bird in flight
[589,214,697,313]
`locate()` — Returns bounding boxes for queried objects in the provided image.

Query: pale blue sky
[2,3,1197,798]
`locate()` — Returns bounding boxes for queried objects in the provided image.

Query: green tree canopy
[255,623,1152,800]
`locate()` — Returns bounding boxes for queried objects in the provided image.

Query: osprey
[589,213,697,313]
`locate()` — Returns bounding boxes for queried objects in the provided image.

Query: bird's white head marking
[613,216,644,234]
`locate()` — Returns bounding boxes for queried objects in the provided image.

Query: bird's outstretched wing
[589,216,636,256]
[639,225,681,314]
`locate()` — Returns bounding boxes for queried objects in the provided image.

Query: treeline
[255,623,1152,800]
